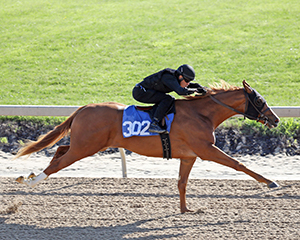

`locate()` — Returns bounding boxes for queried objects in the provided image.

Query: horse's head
[243,80,279,128]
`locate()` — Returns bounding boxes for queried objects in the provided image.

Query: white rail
[0,105,79,117]
[1,105,300,117]
[1,105,300,178]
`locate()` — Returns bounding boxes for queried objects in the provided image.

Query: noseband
[209,88,270,125]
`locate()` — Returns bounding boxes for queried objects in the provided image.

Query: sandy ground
[0,178,299,239]
[0,151,299,239]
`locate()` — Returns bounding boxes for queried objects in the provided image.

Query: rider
[132,64,207,134]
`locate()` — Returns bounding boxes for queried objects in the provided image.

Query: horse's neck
[186,89,246,129]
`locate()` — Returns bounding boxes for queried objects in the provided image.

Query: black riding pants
[132,84,174,122]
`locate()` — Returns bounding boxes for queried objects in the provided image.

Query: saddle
[135,102,176,120]
[135,102,176,160]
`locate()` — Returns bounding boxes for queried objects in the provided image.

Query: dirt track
[0,177,299,239]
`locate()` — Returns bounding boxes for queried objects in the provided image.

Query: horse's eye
[255,97,263,107]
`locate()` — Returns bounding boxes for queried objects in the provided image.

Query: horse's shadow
[0,213,189,239]
[3,181,298,200]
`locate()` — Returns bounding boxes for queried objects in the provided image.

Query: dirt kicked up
[0,177,299,239]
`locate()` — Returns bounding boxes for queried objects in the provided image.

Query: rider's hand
[196,87,207,96]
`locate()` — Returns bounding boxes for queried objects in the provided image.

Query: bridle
[209,88,270,125]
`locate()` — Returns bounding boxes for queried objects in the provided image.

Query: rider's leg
[132,86,174,133]
[149,95,174,133]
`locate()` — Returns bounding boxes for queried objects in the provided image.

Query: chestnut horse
[15,80,279,213]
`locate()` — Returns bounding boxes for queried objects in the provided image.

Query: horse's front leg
[200,144,279,188]
[178,158,196,213]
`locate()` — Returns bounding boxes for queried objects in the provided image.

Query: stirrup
[149,122,168,134]
[149,127,168,134]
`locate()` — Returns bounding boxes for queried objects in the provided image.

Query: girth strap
[160,133,171,159]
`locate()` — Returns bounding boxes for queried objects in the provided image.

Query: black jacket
[139,68,201,96]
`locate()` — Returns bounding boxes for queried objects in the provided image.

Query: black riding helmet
[177,64,195,82]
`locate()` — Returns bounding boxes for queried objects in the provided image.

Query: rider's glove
[187,89,197,95]
[196,86,207,96]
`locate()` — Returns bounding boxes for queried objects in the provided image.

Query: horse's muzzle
[266,114,280,129]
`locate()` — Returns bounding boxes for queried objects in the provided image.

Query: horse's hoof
[27,172,36,179]
[268,182,279,188]
[15,176,25,184]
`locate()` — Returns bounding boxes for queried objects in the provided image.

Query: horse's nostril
[275,118,279,123]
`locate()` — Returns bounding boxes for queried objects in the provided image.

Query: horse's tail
[15,106,86,159]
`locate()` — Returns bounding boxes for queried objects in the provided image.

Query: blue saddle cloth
[122,105,174,138]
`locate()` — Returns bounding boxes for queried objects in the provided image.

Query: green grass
[0,137,8,144]
[1,0,299,106]
[221,117,300,138]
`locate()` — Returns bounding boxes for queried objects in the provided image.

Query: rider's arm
[162,75,194,95]
[187,82,207,95]
[188,82,202,88]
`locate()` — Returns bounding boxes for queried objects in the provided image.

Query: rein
[209,89,270,125]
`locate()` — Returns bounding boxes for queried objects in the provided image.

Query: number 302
[123,120,151,137]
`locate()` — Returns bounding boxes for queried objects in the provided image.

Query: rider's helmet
[177,64,195,82]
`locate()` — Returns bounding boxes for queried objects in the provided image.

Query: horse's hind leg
[43,144,101,176]
[16,145,70,187]
[17,146,93,188]
[178,158,196,214]
[16,145,75,188]
[50,145,70,164]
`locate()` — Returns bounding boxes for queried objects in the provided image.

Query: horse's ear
[243,80,252,93]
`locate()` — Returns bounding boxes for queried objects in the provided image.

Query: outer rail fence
[1,105,300,117]
[1,105,300,178]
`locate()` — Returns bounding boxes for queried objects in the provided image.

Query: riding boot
[149,118,168,134]
[149,96,173,134]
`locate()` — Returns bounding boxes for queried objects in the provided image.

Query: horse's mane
[209,80,241,91]
[182,80,242,100]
